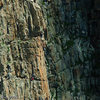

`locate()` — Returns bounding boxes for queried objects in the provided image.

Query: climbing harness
[31,76,34,81]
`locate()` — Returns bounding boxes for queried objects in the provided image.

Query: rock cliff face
[0,0,99,100]
[0,0,50,99]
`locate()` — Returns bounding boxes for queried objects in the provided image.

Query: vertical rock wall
[0,0,50,99]
[38,0,99,100]
[0,0,99,100]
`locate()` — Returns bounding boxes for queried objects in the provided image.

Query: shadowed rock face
[0,0,99,100]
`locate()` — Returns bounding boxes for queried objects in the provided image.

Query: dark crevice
[0,78,3,94]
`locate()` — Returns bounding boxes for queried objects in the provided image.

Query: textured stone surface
[0,0,99,100]
[0,0,50,99]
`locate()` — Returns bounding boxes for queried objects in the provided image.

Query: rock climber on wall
[0,1,3,9]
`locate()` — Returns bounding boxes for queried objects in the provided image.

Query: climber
[43,28,48,40]
[31,62,35,81]
[31,76,34,81]
[7,65,10,70]
[40,32,44,41]
[7,65,11,73]
[43,40,47,52]
[0,1,3,9]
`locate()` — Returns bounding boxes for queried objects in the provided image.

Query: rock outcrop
[0,0,50,99]
[0,0,99,100]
